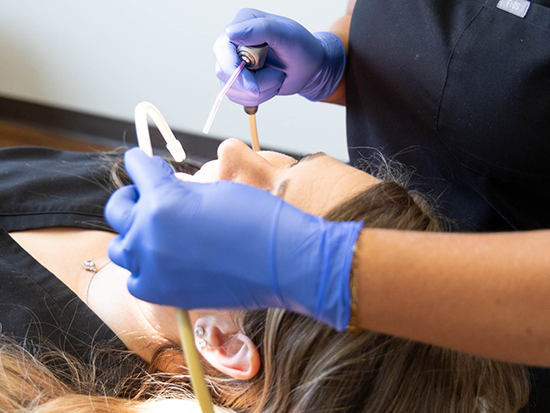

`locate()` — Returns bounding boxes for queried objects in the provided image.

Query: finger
[213,33,241,76]
[214,35,259,95]
[224,90,267,106]
[254,68,285,93]
[107,235,138,275]
[226,16,290,49]
[126,273,143,301]
[124,148,174,191]
[215,62,260,97]
[104,185,138,235]
[226,68,285,105]
[227,8,268,26]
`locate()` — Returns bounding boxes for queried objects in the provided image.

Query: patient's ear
[194,313,260,380]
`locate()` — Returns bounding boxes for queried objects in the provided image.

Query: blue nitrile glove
[104,148,362,331]
[213,8,346,106]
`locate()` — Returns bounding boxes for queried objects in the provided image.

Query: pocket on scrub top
[436,0,550,182]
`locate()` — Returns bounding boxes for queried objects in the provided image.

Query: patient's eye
[290,152,323,168]
[276,179,290,198]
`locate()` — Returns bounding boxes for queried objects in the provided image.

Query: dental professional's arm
[355,228,550,366]
[323,0,356,105]
[105,149,550,367]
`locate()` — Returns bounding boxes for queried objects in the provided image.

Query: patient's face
[180,139,379,216]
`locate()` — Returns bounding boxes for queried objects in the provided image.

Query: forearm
[355,228,550,366]
[323,2,355,105]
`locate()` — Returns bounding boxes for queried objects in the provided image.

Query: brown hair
[0,337,194,412]
[202,181,528,413]
[0,155,529,412]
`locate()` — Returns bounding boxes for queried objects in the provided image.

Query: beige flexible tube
[248,114,260,151]
[176,111,259,413]
[175,308,215,413]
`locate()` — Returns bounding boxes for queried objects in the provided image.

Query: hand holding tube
[214,8,346,106]
[105,148,362,330]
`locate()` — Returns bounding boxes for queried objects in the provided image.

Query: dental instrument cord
[243,105,260,151]
[248,114,260,151]
[135,102,214,413]
[176,309,215,413]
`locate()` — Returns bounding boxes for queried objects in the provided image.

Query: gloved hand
[214,8,346,106]
[105,148,362,331]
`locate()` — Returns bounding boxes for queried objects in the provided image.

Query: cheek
[281,171,334,216]
[284,188,321,215]
[219,158,276,190]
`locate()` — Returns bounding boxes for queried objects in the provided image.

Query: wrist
[270,203,362,330]
[314,220,363,331]
[346,237,361,334]
[299,31,347,102]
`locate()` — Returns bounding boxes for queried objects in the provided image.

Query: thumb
[107,235,138,275]
[104,185,139,235]
[124,148,175,191]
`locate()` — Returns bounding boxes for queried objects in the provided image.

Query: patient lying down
[1,141,528,413]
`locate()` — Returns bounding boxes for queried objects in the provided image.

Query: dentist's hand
[105,148,362,331]
[214,8,346,106]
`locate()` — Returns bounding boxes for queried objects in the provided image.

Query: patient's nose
[217,139,274,189]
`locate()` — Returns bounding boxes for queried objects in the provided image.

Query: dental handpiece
[236,43,268,115]
[236,44,268,151]
[203,44,269,150]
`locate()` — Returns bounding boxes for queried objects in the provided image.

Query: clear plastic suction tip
[203,60,246,134]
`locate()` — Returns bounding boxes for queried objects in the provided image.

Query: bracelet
[346,238,361,335]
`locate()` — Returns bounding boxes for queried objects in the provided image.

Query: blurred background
[0,1,349,162]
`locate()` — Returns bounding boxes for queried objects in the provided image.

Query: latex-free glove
[105,148,362,331]
[214,8,346,106]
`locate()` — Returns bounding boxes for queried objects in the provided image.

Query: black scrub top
[347,1,550,411]
[347,0,550,232]
[0,147,123,362]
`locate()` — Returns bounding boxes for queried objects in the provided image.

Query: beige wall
[0,1,349,161]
